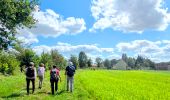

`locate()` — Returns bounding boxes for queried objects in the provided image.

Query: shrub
[0,51,20,75]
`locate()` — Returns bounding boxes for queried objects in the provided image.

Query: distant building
[112,60,127,70]
[155,63,170,70]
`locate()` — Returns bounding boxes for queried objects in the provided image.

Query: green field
[0,70,170,100]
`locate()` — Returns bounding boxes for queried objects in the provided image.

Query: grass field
[0,70,170,100]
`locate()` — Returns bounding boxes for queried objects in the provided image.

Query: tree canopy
[0,0,38,50]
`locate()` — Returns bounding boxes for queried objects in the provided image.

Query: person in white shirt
[37,63,45,89]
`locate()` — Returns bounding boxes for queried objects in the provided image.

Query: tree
[70,55,79,69]
[122,53,128,63]
[110,59,118,67]
[104,59,111,69]
[0,0,39,50]
[95,57,103,67]
[87,58,92,67]
[127,57,136,69]
[135,55,144,69]
[51,50,66,69]
[40,51,53,70]
[78,51,87,68]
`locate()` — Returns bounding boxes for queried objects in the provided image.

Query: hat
[29,62,34,66]
[68,61,73,66]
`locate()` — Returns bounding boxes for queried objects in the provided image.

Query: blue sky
[18,0,170,62]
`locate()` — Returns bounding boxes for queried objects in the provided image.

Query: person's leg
[70,77,74,92]
[38,76,41,88]
[26,79,30,94]
[55,79,59,92]
[32,79,35,94]
[39,76,43,89]
[67,76,69,91]
[50,80,54,95]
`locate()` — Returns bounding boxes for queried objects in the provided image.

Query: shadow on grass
[1,89,67,98]
[1,93,24,98]
[57,90,66,95]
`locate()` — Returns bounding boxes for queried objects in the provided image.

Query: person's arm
[25,67,28,75]
[65,66,68,75]
[34,68,37,79]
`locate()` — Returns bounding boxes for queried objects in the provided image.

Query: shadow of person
[1,93,24,99]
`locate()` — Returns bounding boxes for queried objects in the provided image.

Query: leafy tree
[40,51,53,70]
[87,58,92,67]
[95,57,103,67]
[78,51,88,68]
[135,55,144,69]
[0,0,39,50]
[0,51,20,75]
[70,55,79,69]
[122,53,128,63]
[51,50,66,69]
[127,57,136,69]
[104,59,111,69]
[110,59,118,67]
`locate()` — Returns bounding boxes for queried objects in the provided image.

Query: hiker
[50,65,61,95]
[25,62,37,95]
[65,61,76,92]
[37,63,45,89]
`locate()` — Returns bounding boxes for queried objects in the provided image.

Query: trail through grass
[0,70,170,100]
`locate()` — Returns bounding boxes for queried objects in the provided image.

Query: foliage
[0,0,39,50]
[110,59,118,67]
[40,51,53,70]
[95,57,103,67]
[0,51,20,75]
[50,50,67,69]
[122,53,128,63]
[78,51,88,68]
[104,59,111,69]
[87,58,92,67]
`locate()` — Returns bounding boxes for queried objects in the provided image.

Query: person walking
[65,62,76,92]
[25,62,37,95]
[37,63,45,89]
[50,65,61,95]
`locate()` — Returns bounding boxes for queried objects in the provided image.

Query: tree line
[0,44,158,75]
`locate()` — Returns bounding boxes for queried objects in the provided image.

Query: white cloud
[18,9,86,40]
[16,9,86,44]
[90,0,170,33]
[33,42,114,55]
[116,40,170,62]
[32,42,117,63]
[17,32,39,45]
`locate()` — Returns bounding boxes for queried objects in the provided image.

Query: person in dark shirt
[65,62,76,92]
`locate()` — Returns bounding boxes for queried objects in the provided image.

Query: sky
[18,0,170,62]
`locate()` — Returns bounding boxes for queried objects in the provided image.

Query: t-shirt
[50,68,60,76]
[38,67,45,76]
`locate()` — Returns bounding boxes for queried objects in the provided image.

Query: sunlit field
[0,70,170,100]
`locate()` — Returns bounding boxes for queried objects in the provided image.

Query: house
[155,62,170,70]
[112,60,127,70]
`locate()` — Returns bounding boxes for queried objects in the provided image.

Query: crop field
[0,70,170,100]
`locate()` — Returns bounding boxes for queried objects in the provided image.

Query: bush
[0,51,20,75]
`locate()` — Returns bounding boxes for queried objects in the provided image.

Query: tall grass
[0,70,170,100]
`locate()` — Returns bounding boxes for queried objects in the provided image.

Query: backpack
[50,69,58,80]
[26,67,35,77]
[67,66,75,77]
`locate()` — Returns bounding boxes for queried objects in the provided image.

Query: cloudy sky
[18,0,170,62]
